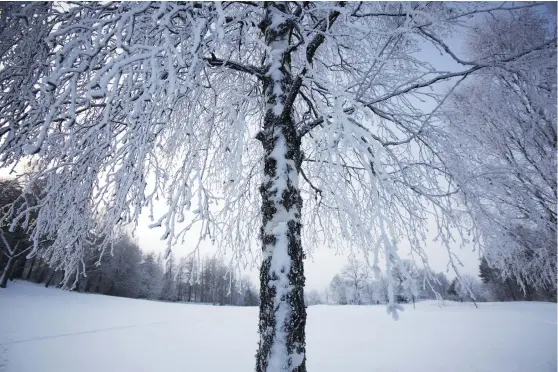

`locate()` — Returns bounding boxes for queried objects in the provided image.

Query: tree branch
[351,2,545,23]
[365,38,555,106]
[204,56,264,78]
[297,107,355,137]
[284,4,344,116]
[304,158,365,171]
[300,167,322,196]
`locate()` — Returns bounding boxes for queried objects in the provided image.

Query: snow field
[0,281,556,372]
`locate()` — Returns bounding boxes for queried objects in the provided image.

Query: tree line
[326,258,452,306]
[321,257,556,306]
[0,180,258,306]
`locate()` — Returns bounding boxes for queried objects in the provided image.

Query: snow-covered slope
[0,281,556,372]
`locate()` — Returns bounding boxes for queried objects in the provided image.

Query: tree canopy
[0,2,555,371]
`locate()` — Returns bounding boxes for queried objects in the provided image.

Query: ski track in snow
[0,320,173,346]
[0,281,556,372]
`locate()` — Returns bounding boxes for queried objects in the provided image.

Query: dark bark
[84,277,92,292]
[45,270,56,288]
[0,256,13,288]
[37,262,49,283]
[256,5,306,371]
[95,277,102,293]
[505,278,518,301]
[25,256,35,280]
[0,255,6,272]
[10,257,25,280]
[256,112,306,371]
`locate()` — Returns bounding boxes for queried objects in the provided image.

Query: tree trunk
[95,274,102,293]
[45,270,56,288]
[84,277,92,293]
[256,118,306,371]
[37,262,49,283]
[256,8,306,371]
[505,279,517,301]
[0,256,14,288]
[26,256,36,280]
[10,258,25,281]
[0,255,6,272]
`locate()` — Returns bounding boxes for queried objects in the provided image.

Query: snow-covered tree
[241,276,260,306]
[377,275,391,304]
[174,256,190,301]
[428,271,451,301]
[0,2,553,370]
[0,179,29,288]
[138,253,164,299]
[455,274,485,302]
[99,235,144,297]
[328,259,453,305]
[329,274,348,305]
[390,259,419,303]
[362,279,383,304]
[0,178,44,288]
[323,287,330,305]
[447,278,459,300]
[304,289,322,306]
[160,252,177,301]
[442,8,557,293]
[341,257,368,305]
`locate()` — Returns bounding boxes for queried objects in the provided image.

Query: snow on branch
[0,2,553,300]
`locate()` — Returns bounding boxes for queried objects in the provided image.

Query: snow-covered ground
[0,281,555,372]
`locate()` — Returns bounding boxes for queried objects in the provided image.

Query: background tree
[304,290,322,307]
[447,278,459,301]
[430,272,451,300]
[323,287,330,305]
[241,276,260,306]
[160,252,177,301]
[341,257,368,305]
[377,275,391,304]
[0,180,30,288]
[0,3,554,370]
[390,259,420,304]
[455,275,485,303]
[138,253,164,300]
[329,274,348,305]
[328,258,458,305]
[7,226,262,306]
[362,279,382,305]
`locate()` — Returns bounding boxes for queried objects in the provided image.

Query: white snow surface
[0,281,556,372]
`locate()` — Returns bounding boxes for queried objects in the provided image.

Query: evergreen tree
[479,257,492,284]
[447,278,458,298]
[160,253,176,301]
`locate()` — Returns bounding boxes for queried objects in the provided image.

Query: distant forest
[0,179,258,306]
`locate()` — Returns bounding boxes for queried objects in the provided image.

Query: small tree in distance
[341,257,368,305]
